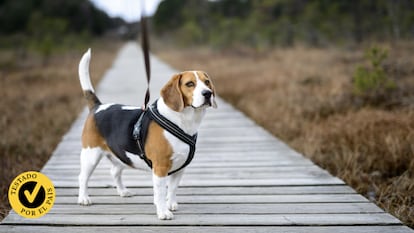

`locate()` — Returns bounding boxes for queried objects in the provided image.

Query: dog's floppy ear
[161,73,184,112]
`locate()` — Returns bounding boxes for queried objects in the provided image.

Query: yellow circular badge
[8,171,55,219]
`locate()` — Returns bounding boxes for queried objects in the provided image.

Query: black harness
[133,100,197,175]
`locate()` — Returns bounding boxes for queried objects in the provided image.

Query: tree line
[152,0,414,48]
[0,0,125,53]
[0,0,120,35]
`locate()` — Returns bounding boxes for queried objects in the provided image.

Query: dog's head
[161,71,217,112]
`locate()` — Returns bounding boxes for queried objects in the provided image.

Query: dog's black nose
[202,90,212,99]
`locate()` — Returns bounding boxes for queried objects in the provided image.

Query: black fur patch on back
[94,104,144,166]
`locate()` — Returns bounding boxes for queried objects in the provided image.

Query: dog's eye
[185,81,195,87]
[205,80,210,86]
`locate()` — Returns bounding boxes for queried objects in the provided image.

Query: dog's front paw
[167,201,178,211]
[118,189,134,197]
[157,209,174,220]
[78,195,92,206]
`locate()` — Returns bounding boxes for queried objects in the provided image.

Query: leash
[132,13,151,163]
[140,15,151,110]
[134,10,198,175]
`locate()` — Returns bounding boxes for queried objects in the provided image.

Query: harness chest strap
[133,100,198,175]
[133,110,152,167]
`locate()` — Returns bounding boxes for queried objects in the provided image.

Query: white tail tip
[78,48,95,92]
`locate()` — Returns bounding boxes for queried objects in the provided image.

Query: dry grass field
[0,40,121,220]
[155,43,414,227]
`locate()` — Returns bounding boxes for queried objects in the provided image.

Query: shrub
[353,46,396,97]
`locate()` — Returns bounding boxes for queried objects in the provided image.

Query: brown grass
[155,43,414,227]
[0,40,122,220]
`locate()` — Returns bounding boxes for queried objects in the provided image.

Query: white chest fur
[157,98,206,135]
[157,98,205,172]
[164,132,190,172]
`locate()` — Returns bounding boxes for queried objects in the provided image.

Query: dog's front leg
[167,170,184,211]
[152,173,173,220]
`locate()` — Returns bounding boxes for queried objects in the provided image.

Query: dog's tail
[78,48,101,110]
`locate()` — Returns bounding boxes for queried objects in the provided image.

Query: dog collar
[133,99,197,175]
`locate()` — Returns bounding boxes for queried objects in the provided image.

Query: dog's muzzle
[202,90,213,107]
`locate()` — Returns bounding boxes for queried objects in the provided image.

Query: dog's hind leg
[78,147,103,205]
[110,162,134,197]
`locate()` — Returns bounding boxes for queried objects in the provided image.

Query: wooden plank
[44,169,330,180]
[198,128,272,137]
[42,160,315,168]
[47,203,383,215]
[196,119,257,128]
[47,178,343,188]
[43,159,315,167]
[54,186,356,196]
[46,174,336,183]
[43,158,312,166]
[51,194,368,204]
[51,177,345,188]
[44,151,309,162]
[44,165,328,175]
[1,226,413,233]
[45,149,307,161]
[43,161,316,169]
[3,213,401,226]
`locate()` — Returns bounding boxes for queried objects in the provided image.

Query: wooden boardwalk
[1,42,413,233]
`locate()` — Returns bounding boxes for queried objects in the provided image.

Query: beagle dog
[77,49,217,220]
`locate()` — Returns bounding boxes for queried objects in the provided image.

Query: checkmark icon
[9,171,55,218]
[24,182,42,203]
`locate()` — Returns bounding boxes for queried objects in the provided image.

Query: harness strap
[132,110,152,168]
[148,103,197,147]
[148,102,197,175]
[133,100,198,175]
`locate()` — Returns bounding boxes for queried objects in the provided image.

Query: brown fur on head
[161,73,185,112]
